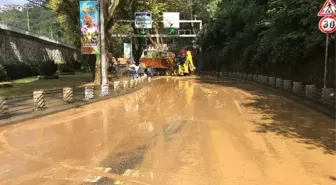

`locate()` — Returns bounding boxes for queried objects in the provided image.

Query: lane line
[233,100,243,115]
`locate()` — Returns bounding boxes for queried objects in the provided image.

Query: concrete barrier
[262,76,268,84]
[63,87,73,103]
[305,85,316,99]
[283,80,291,90]
[248,74,253,80]
[293,82,303,94]
[130,80,135,88]
[322,88,334,103]
[123,80,129,90]
[276,78,283,88]
[113,81,121,92]
[85,86,94,100]
[244,73,247,80]
[253,74,258,81]
[101,84,109,96]
[0,98,8,117]
[269,77,275,86]
[33,90,45,110]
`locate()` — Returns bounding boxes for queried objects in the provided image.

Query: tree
[49,0,121,85]
[48,0,217,81]
[198,0,334,87]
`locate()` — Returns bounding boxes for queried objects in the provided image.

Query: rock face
[0,24,81,65]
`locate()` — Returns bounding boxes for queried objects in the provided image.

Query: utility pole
[100,0,108,85]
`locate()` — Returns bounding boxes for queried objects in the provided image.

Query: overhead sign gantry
[112,12,202,38]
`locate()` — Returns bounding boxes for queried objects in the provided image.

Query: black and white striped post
[123,80,129,91]
[63,87,73,103]
[101,83,109,96]
[33,90,45,110]
[85,86,94,100]
[114,81,121,92]
[0,98,8,117]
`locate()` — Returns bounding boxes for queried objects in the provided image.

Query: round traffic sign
[319,16,336,34]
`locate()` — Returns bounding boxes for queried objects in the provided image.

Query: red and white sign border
[318,0,336,16]
[319,16,336,34]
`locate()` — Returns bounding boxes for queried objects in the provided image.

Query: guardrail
[200,71,335,112]
[0,76,150,123]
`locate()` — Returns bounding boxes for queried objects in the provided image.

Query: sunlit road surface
[0,77,335,185]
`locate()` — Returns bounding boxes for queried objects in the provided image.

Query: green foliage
[58,63,75,73]
[0,8,64,41]
[0,64,7,81]
[198,0,329,80]
[39,60,58,76]
[3,63,39,81]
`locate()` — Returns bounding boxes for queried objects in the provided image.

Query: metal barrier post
[33,90,45,110]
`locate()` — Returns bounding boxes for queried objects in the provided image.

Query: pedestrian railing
[0,76,151,122]
[199,71,335,112]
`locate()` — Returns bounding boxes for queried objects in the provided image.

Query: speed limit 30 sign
[319,16,336,33]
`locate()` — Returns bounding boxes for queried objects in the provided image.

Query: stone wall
[0,24,81,65]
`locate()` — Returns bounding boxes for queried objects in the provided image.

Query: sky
[0,0,26,5]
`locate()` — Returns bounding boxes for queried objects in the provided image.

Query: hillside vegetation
[198,0,335,87]
[0,7,69,44]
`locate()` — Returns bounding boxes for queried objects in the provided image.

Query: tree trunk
[87,55,96,81]
[132,37,143,65]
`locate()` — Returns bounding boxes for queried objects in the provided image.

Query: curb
[0,77,163,127]
[201,75,335,119]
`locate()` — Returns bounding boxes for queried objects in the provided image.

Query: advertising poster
[124,43,132,59]
[80,1,100,55]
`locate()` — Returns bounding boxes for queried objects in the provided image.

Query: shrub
[59,63,75,73]
[4,63,39,80]
[73,60,82,70]
[0,64,7,81]
[39,60,58,76]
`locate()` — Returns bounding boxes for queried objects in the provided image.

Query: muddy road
[0,77,335,185]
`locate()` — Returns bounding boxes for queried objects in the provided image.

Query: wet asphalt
[0,77,335,185]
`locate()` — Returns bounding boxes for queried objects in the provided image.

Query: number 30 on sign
[319,16,336,34]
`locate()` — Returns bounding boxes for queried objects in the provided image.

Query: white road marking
[233,100,243,115]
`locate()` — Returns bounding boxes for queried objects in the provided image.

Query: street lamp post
[100,0,111,85]
[26,7,33,31]
[50,22,56,39]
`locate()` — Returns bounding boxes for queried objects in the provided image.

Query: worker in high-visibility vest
[185,50,196,72]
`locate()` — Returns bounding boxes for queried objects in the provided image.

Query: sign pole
[100,0,108,85]
[324,34,329,88]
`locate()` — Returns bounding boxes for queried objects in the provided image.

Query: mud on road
[0,77,335,185]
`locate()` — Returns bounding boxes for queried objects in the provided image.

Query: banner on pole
[124,43,132,59]
[80,1,100,55]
